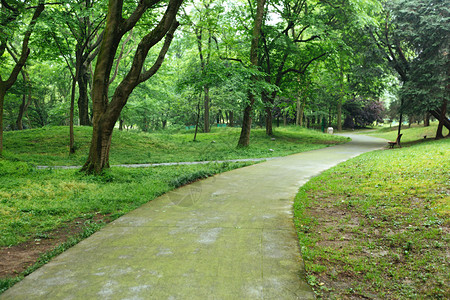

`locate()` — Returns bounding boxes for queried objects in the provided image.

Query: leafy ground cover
[2,125,348,166]
[294,131,449,298]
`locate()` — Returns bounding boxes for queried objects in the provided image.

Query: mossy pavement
[0,134,387,300]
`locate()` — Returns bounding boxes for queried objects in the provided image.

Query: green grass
[294,137,450,299]
[367,123,449,144]
[0,159,253,247]
[2,125,348,166]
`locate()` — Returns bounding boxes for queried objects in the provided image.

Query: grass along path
[2,126,348,166]
[294,137,449,299]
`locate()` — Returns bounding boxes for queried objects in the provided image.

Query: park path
[1,134,386,300]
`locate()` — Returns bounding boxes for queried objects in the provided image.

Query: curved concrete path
[1,134,386,300]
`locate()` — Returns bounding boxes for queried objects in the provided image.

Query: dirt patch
[0,215,110,279]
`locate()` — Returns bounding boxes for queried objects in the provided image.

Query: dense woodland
[1,0,449,172]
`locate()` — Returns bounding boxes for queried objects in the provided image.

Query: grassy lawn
[294,126,449,298]
[2,125,348,166]
[367,123,449,143]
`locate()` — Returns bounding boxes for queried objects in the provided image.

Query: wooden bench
[388,134,402,149]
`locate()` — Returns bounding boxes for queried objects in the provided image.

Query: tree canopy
[0,0,448,171]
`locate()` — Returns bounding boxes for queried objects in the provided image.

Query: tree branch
[281,52,327,76]
[139,21,179,83]
[109,29,134,84]
[121,0,161,34]
[293,35,320,43]
[5,1,45,88]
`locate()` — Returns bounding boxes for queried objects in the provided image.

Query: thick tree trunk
[435,99,448,139]
[78,63,91,125]
[237,0,266,147]
[430,109,450,130]
[238,97,254,147]
[424,112,430,126]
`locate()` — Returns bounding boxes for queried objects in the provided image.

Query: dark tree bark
[435,99,448,139]
[263,92,273,135]
[229,111,234,127]
[237,0,266,147]
[424,112,430,127]
[82,0,183,173]
[78,62,91,125]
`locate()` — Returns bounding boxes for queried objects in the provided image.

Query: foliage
[343,97,385,128]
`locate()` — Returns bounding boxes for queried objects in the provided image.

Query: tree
[81,0,183,173]
[0,0,45,155]
[343,96,385,128]
[369,0,449,138]
[391,0,449,138]
[237,0,266,147]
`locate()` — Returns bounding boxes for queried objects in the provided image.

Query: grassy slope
[2,126,348,166]
[294,125,449,298]
[367,123,449,143]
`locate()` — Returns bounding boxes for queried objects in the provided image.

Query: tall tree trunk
[238,99,254,147]
[16,91,31,130]
[229,110,234,127]
[295,94,301,126]
[204,86,210,133]
[265,106,273,135]
[263,92,273,135]
[69,76,77,154]
[238,0,266,147]
[193,97,201,141]
[78,63,91,125]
